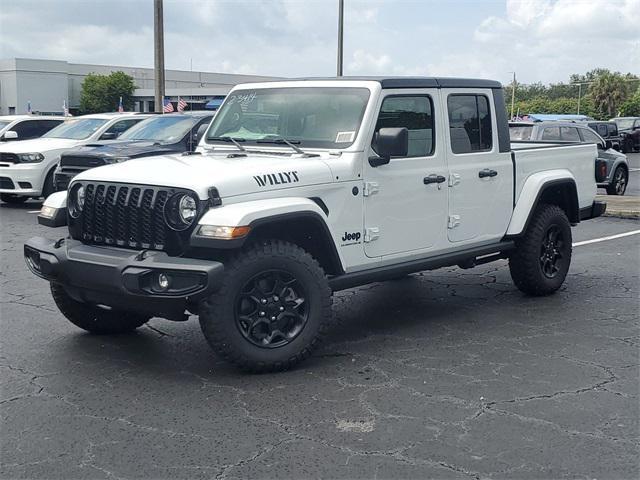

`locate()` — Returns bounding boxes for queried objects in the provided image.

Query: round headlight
[164,193,198,231]
[68,183,85,218]
[179,195,197,224]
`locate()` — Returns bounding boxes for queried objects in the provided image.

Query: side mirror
[194,123,208,142]
[2,130,18,141]
[369,127,409,167]
[100,132,118,140]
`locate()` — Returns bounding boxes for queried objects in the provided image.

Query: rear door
[442,90,513,244]
[363,89,448,258]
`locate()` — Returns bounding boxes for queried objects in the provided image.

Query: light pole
[153,0,165,113]
[337,0,344,76]
[508,72,516,119]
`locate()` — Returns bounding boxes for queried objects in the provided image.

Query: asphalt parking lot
[1,195,639,479]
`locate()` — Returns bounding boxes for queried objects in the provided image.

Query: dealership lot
[1,195,638,478]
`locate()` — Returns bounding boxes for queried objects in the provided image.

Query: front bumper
[24,237,224,319]
[0,164,44,195]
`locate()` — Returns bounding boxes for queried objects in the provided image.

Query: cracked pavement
[1,203,638,479]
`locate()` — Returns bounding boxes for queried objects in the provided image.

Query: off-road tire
[199,240,333,373]
[0,193,28,204]
[606,166,627,196]
[51,283,149,334]
[509,204,572,296]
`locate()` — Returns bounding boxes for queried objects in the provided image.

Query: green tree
[619,87,640,117]
[79,71,136,114]
[587,71,630,118]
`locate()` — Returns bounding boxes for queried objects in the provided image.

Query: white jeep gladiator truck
[25,78,605,372]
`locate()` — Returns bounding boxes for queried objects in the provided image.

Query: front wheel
[509,204,572,296]
[51,283,149,334]
[199,240,333,372]
[606,166,627,196]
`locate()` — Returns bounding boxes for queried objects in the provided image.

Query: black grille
[0,153,19,164]
[0,177,15,189]
[72,182,185,252]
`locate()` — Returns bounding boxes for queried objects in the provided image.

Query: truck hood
[67,140,177,158]
[74,151,335,199]
[0,137,80,153]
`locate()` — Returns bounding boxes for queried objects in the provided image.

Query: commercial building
[0,58,281,115]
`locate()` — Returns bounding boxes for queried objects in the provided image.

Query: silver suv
[510,121,629,195]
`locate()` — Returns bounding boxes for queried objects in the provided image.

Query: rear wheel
[0,193,28,204]
[606,166,627,196]
[199,240,333,372]
[509,204,572,296]
[51,283,149,334]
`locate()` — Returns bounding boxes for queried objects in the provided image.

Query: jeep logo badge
[341,231,361,246]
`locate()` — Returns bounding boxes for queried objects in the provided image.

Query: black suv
[583,121,623,151]
[54,112,213,191]
[611,117,640,153]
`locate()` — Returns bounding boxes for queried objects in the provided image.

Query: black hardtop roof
[263,76,502,89]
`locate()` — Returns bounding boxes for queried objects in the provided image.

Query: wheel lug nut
[271,316,276,321]
[279,306,285,311]
[261,298,267,304]
[259,311,265,316]
[273,296,279,301]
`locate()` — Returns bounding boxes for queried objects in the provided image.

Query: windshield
[509,125,533,141]
[120,116,202,142]
[43,118,108,140]
[206,87,370,149]
[614,118,635,130]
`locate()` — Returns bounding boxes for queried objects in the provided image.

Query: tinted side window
[12,120,43,139]
[560,127,580,142]
[580,128,602,144]
[597,124,608,137]
[374,96,434,157]
[541,127,561,141]
[447,95,492,154]
[607,124,617,136]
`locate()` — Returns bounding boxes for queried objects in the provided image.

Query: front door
[442,90,513,244]
[363,90,448,258]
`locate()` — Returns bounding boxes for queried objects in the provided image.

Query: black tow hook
[54,238,65,249]
[134,249,150,261]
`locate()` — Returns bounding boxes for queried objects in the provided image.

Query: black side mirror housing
[369,127,409,167]
[604,139,613,149]
[100,132,117,140]
[192,123,208,144]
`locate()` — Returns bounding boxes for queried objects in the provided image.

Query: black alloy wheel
[235,269,309,348]
[539,224,567,279]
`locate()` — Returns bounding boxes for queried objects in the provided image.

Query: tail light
[595,160,607,183]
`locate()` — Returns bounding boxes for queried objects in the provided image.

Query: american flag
[163,98,174,113]
[177,97,188,112]
[118,96,124,112]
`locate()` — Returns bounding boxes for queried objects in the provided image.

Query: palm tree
[589,72,629,118]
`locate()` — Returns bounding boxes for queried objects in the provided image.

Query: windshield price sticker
[335,131,355,143]
[227,92,257,108]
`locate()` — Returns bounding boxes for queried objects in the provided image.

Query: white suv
[0,115,64,142]
[0,113,148,203]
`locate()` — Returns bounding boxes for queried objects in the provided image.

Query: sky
[1,0,638,86]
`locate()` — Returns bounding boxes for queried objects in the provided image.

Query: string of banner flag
[26,96,190,115]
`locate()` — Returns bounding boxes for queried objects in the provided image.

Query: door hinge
[449,173,461,187]
[364,227,380,242]
[448,215,461,229]
[363,182,379,197]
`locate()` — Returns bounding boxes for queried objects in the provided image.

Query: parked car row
[0,112,213,204]
[509,120,630,195]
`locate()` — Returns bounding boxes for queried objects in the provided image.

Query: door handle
[478,169,498,178]
[423,174,446,185]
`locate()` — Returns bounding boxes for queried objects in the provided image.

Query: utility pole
[510,72,516,120]
[153,0,165,112]
[337,0,344,76]
[577,83,582,115]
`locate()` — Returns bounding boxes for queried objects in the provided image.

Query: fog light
[158,273,170,291]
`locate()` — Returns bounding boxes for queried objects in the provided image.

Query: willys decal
[253,171,299,187]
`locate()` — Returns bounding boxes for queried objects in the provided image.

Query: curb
[603,209,640,220]
[597,195,640,220]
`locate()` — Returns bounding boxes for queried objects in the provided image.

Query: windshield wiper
[256,137,318,157]
[208,136,246,152]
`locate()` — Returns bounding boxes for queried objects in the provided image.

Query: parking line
[629,168,640,172]
[27,210,41,214]
[573,229,640,247]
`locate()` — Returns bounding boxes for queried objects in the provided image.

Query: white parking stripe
[573,229,640,247]
[28,210,40,214]
[629,168,640,172]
